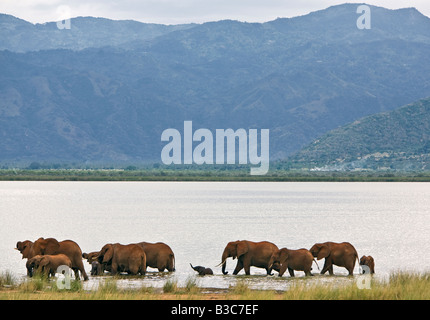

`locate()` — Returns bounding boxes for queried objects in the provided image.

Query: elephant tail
[313,258,320,271]
[140,254,146,275]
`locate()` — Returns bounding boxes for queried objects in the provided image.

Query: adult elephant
[26,254,72,278]
[219,240,279,275]
[16,240,36,276]
[97,243,146,276]
[16,238,88,280]
[309,242,359,276]
[269,248,317,277]
[136,242,175,272]
[32,237,88,280]
[16,240,35,261]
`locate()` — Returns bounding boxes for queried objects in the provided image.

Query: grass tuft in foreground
[0,271,429,300]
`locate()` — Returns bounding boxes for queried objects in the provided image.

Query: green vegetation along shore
[1,168,430,182]
[1,271,429,300]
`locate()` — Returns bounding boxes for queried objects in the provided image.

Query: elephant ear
[34,238,54,255]
[102,244,114,264]
[280,249,289,264]
[236,241,248,258]
[16,241,23,250]
[39,256,50,267]
[43,238,61,254]
[21,241,34,259]
[317,244,330,260]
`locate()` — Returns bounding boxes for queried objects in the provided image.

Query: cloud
[1,0,429,24]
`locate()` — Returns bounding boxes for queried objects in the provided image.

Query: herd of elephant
[15,237,376,281]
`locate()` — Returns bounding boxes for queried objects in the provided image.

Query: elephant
[359,255,375,274]
[83,251,105,275]
[190,263,213,275]
[96,243,146,276]
[16,240,35,261]
[309,242,359,276]
[269,248,318,277]
[26,254,72,278]
[218,240,279,275]
[136,242,175,272]
[17,238,89,281]
[82,251,99,263]
[16,240,36,276]
[89,261,102,276]
[33,237,89,281]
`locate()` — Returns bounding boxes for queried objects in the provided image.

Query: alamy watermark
[357,5,371,30]
[356,265,372,289]
[161,121,270,175]
[56,265,74,290]
[56,5,72,30]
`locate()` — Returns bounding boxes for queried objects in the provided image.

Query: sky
[1,0,429,25]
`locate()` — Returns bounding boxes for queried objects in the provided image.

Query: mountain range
[0,3,429,169]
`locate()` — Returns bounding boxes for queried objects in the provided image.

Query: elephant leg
[76,260,89,281]
[111,262,118,275]
[168,259,175,272]
[244,264,251,275]
[328,265,334,275]
[288,268,295,277]
[43,267,50,279]
[321,259,332,275]
[98,264,103,275]
[73,268,80,280]
[345,261,355,276]
[232,260,244,275]
[37,266,45,278]
[129,265,139,275]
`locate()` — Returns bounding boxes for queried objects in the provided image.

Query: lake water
[1,181,429,291]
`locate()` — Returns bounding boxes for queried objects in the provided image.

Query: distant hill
[289,98,430,171]
[0,4,430,166]
[0,14,194,52]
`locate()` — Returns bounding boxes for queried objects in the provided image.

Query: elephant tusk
[215,257,228,268]
[313,259,320,271]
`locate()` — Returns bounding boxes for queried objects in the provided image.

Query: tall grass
[280,271,430,300]
[0,271,16,287]
[1,271,429,300]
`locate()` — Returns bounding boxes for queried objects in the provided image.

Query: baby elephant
[359,255,375,274]
[26,254,72,278]
[269,248,318,277]
[83,251,104,275]
[190,263,213,275]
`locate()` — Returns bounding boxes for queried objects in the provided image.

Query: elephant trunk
[221,251,229,275]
